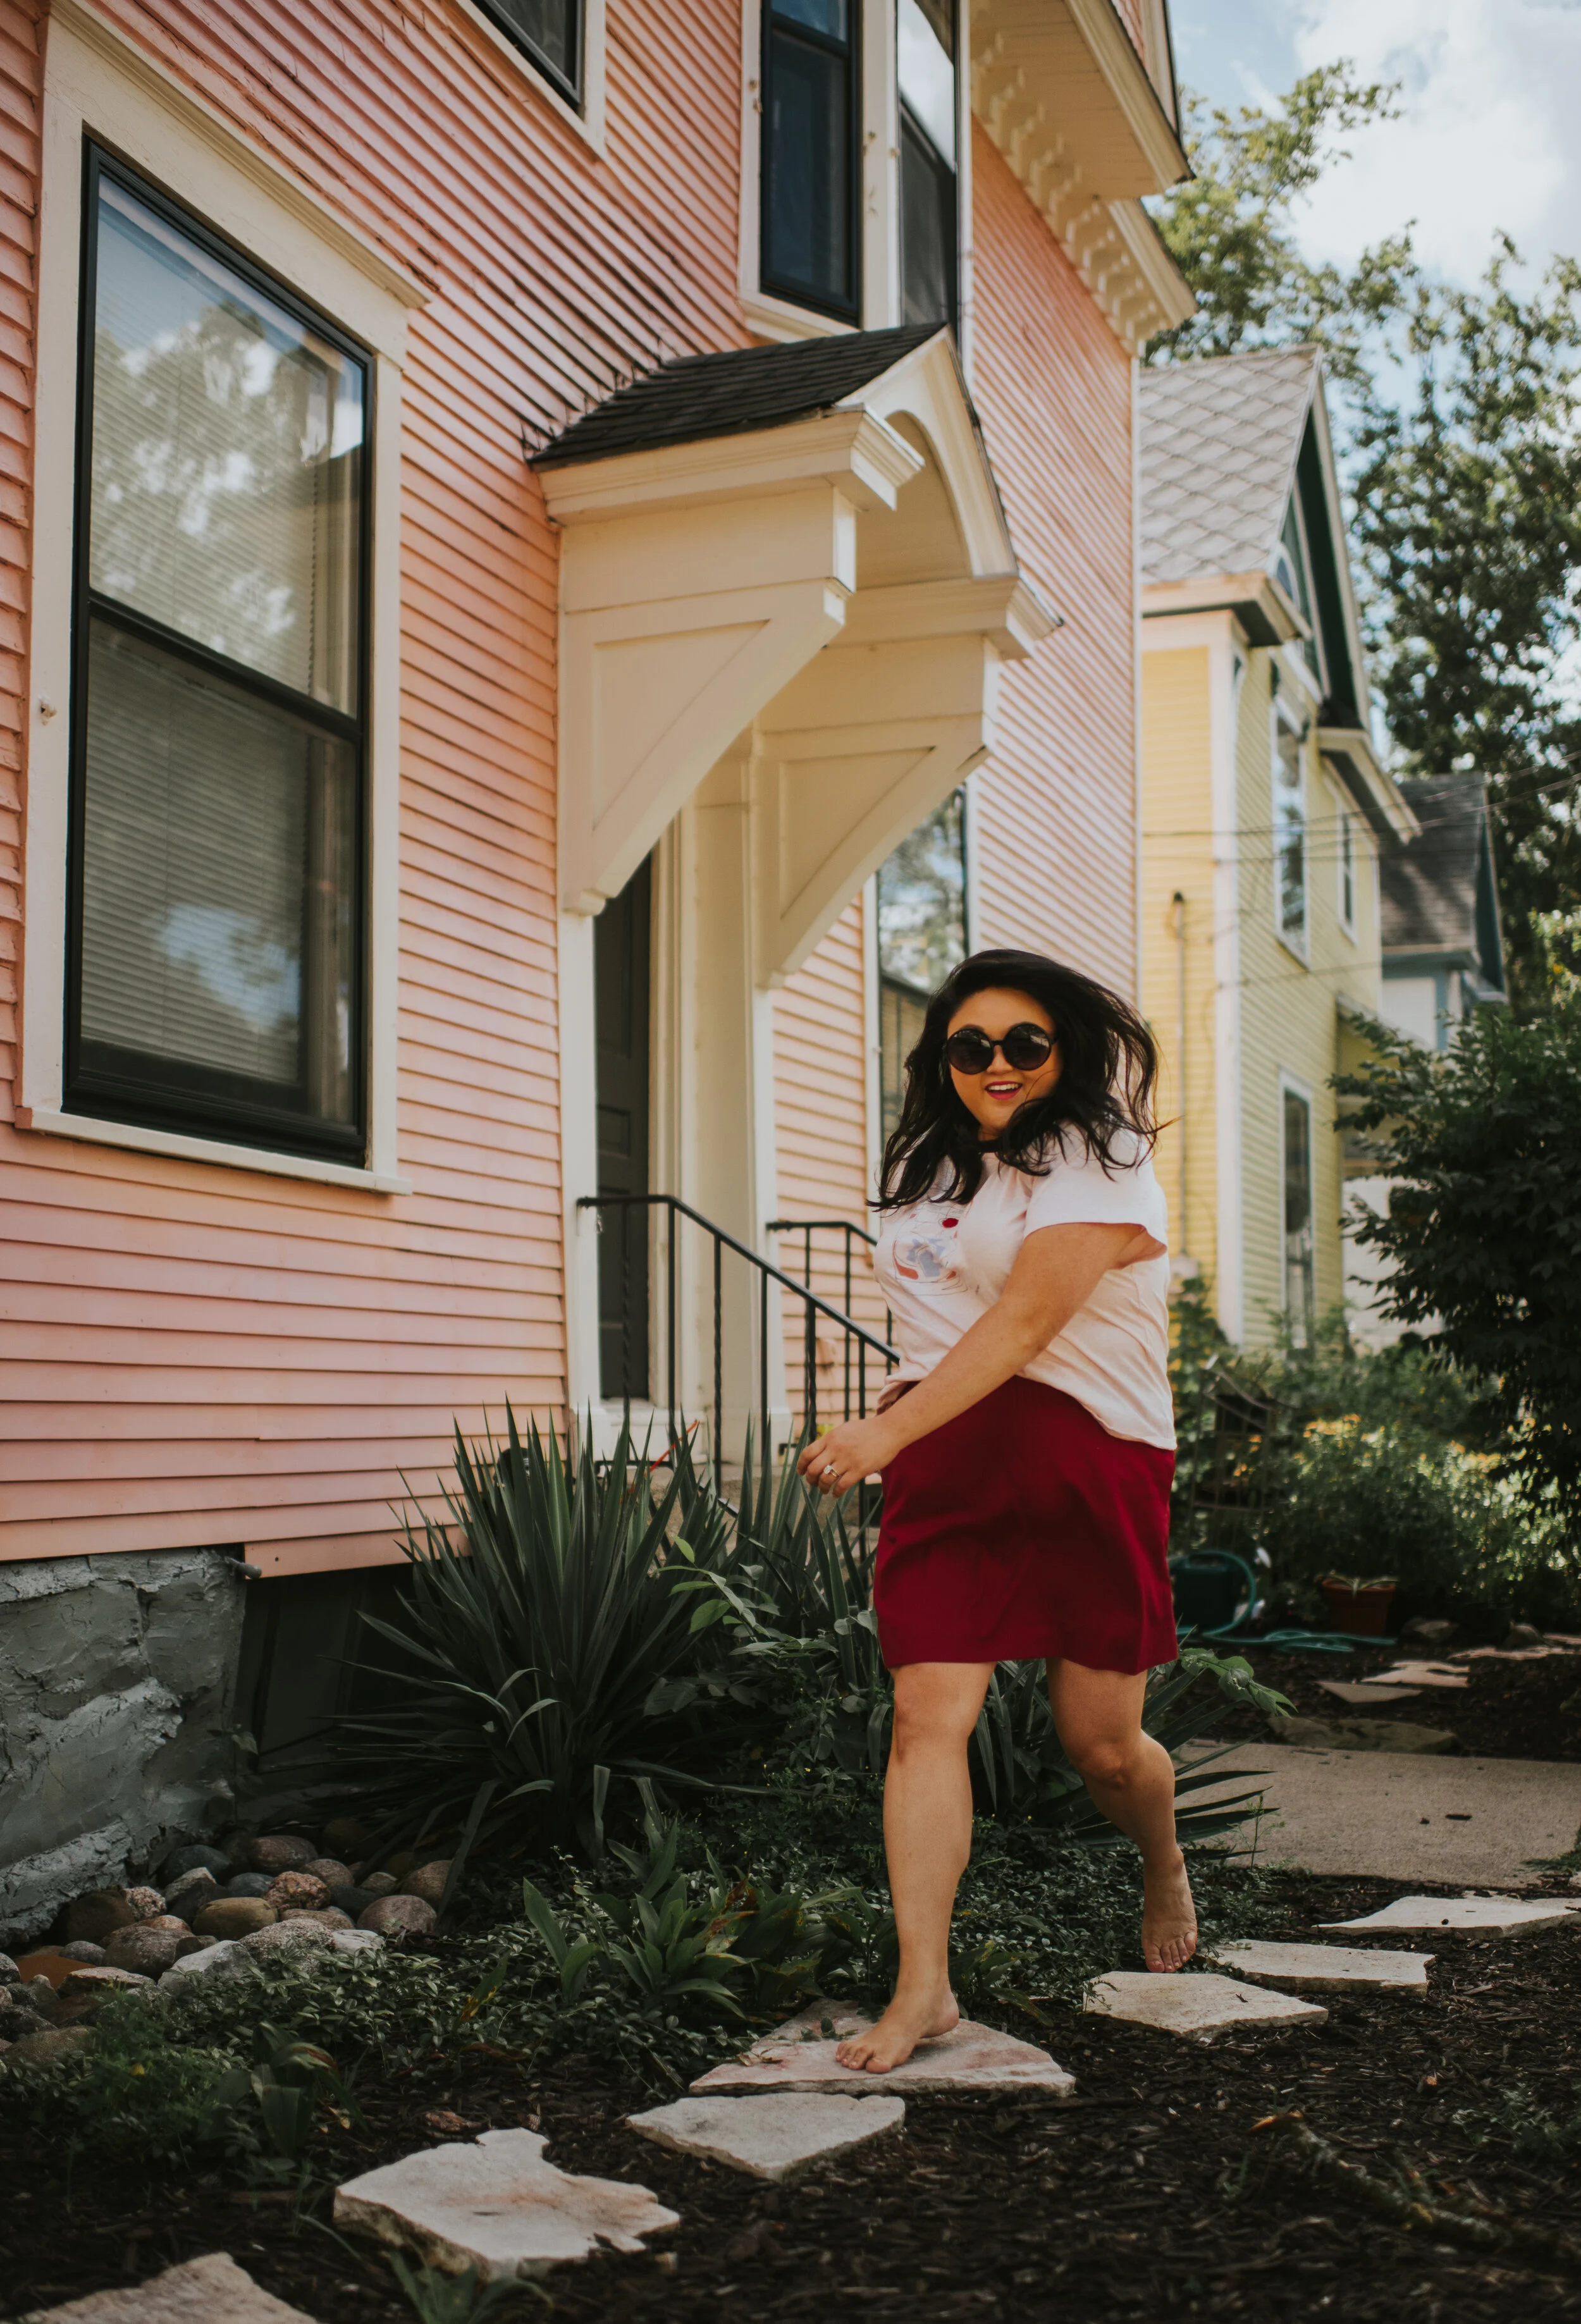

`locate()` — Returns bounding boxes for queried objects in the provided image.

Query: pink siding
[969,126,1138,999]
[0,4,35,1165]
[1,0,746,1569]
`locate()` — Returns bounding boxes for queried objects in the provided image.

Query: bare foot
[1142,1849,1198,1973]
[834,1989,960,2074]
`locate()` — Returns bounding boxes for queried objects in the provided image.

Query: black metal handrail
[768,1216,892,1426]
[579,1191,898,1471]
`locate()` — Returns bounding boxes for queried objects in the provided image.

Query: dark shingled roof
[1382,774,1504,985]
[532,324,946,469]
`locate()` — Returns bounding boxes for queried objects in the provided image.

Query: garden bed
[1211,1642,1581,1762]
[3,1869,1578,2324]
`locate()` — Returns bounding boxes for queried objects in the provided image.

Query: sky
[1169,0,1581,286]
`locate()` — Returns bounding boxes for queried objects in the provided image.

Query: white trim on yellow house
[16,0,424,1194]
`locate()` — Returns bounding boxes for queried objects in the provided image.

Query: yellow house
[1136,348,1417,1347]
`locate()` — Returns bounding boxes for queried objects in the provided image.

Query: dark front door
[594,856,651,1399]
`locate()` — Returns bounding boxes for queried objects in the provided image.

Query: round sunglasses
[943,1022,1056,1075]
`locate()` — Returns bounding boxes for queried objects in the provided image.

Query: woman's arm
[797,1218,1160,1494]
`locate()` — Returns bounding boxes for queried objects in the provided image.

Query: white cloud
[1289,0,1581,280]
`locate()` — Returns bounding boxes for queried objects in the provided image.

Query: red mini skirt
[874,1375,1177,1674]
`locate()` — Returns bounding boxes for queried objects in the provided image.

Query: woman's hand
[797,1415,899,1497]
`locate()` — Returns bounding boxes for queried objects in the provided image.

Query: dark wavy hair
[877,947,1159,1212]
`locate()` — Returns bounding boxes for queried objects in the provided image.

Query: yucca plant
[335,1410,763,1857]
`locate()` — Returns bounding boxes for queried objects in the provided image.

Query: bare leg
[1049,1660,1198,1973]
[835,1660,995,2074]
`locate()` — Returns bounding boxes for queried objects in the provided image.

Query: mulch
[1213,1642,1581,1762]
[3,1869,1578,2323]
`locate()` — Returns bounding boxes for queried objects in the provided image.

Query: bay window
[67,151,369,1162]
[761,0,862,321]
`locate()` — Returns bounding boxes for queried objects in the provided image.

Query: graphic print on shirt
[892,1215,964,1289]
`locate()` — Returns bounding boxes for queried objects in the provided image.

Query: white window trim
[740,0,966,344]
[17,2,424,1195]
[1270,692,1309,964]
[1277,1067,1317,1332]
[451,0,608,156]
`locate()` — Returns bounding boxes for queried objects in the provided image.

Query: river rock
[105,1924,203,1977]
[1503,1623,1542,1651]
[264,1871,331,1912]
[322,1817,374,1859]
[247,1835,319,1874]
[238,1917,341,1966]
[281,1907,353,1930]
[329,1886,379,1920]
[0,1953,16,1981]
[359,1893,438,1938]
[192,1897,278,1940]
[59,1966,153,2001]
[56,1941,109,1965]
[123,1886,165,1921]
[9,2025,92,2066]
[361,1872,399,1897]
[163,1869,218,1917]
[0,1999,51,2042]
[331,1928,384,1957]
[225,1873,275,1899]
[61,1890,139,1945]
[301,1858,354,1889]
[163,1842,234,1884]
[398,1861,453,1907]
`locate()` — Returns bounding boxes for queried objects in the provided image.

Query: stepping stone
[1322,1895,1581,1937]
[629,2092,905,2180]
[1319,1681,1421,1706]
[1359,1663,1468,1690]
[335,2127,679,2279]
[1084,1972,1327,2043]
[24,2252,317,2320]
[1211,1938,1434,1995]
[691,2004,1074,2097]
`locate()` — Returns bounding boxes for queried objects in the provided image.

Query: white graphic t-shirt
[873,1133,1174,1449]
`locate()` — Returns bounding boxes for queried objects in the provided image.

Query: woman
[796,947,1192,2076]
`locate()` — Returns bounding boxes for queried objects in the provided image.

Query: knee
[1064,1733,1138,1790]
[889,1680,981,1762]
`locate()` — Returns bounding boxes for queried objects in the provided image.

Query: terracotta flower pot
[1320,1576,1397,1637]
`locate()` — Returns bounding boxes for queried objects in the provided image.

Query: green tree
[1148,67,1410,383]
[1349,253,1581,1008]
[1336,1000,1581,1527]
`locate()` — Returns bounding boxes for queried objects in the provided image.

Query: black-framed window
[761,0,862,321]
[66,148,371,1163]
[877,789,968,1138]
[472,0,582,107]
[1282,1086,1315,1350]
[898,0,957,328]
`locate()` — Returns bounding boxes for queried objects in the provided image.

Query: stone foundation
[0,1548,245,1946]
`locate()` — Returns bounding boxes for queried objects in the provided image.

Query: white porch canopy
[534,326,1056,1423]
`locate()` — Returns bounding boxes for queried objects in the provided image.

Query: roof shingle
[1138,347,1319,586]
[1381,774,1498,959]
[532,324,945,469]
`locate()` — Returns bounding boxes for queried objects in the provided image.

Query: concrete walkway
[1198,1743,1581,1885]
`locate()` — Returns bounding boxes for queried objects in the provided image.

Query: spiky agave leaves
[335,1408,757,1856]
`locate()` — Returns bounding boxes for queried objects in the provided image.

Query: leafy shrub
[1243,1313,1581,1630]
[335,1412,768,1855]
[1337,998,1581,1525]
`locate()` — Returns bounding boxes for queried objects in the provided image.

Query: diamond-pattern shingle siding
[1138,347,1319,585]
